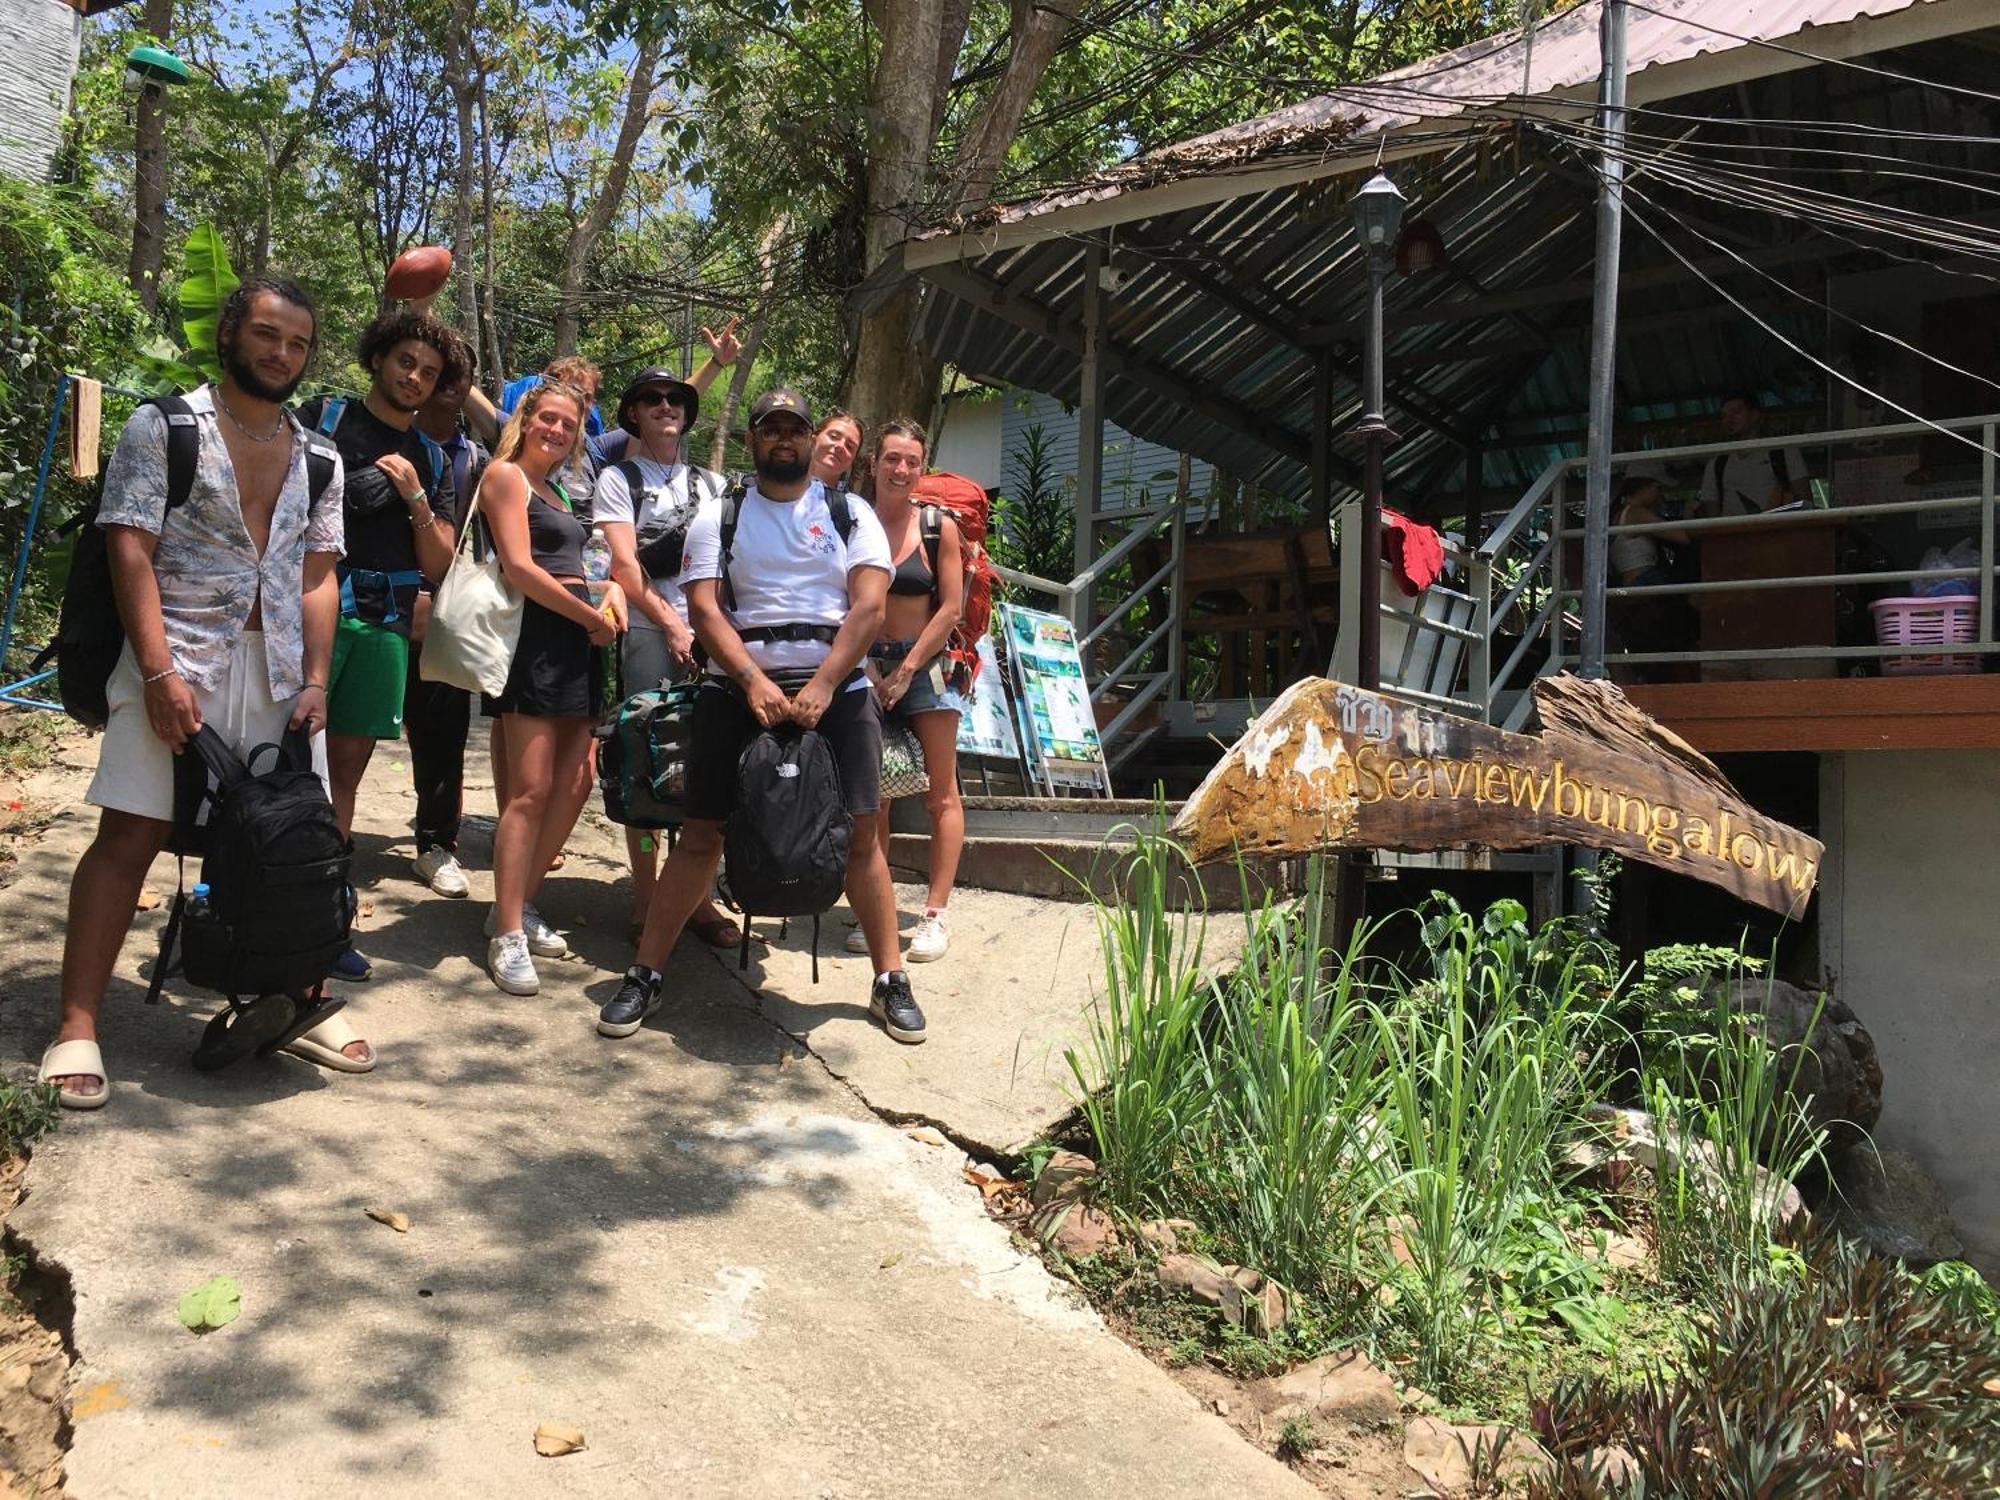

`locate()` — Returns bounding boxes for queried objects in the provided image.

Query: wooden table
[1696,509,1845,680]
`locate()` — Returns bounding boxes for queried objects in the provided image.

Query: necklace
[217,393,286,444]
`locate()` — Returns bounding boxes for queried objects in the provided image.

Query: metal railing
[1332,496,1487,720]
[1472,412,2000,729]
[991,491,1188,768]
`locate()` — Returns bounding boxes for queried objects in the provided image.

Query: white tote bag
[420,478,522,696]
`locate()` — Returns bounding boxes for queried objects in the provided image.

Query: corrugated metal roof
[912,0,2000,515]
[922,0,1977,248]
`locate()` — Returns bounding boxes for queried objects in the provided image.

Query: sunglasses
[633,389,685,410]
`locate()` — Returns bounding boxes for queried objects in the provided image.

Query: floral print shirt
[97,385,346,699]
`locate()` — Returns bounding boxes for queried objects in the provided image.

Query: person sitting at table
[1698,391,1810,517]
[1611,468,1697,682]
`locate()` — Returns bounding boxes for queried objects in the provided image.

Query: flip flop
[255,988,348,1061]
[192,993,302,1073]
[688,911,743,949]
[39,1039,110,1111]
[278,1012,376,1074]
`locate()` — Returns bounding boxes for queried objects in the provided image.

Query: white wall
[0,0,83,183]
[1822,750,2000,1266]
[998,388,1214,511]
[932,391,1003,490]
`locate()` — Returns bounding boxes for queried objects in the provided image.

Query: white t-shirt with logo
[592,457,725,624]
[681,480,891,682]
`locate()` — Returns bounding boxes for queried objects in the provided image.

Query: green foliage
[1922,1262,2000,1334]
[0,1081,61,1159]
[1275,1413,1321,1462]
[989,421,1075,586]
[1528,1232,2000,1498]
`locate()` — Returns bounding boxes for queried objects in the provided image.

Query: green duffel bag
[596,682,699,831]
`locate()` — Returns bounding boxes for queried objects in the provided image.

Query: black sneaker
[598,966,663,1038]
[869,970,927,1045]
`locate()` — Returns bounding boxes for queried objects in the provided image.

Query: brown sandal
[688,911,742,949]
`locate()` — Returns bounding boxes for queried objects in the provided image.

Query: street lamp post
[1349,171,1405,694]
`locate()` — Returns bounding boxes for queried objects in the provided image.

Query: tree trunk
[551,35,663,357]
[444,0,481,352]
[477,67,504,394]
[127,0,176,312]
[847,0,1081,431]
[710,214,789,472]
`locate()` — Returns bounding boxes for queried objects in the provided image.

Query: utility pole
[1578,0,1629,678]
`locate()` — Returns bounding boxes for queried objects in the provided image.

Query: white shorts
[87,633,330,824]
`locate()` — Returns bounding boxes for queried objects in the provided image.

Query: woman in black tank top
[476,383,628,995]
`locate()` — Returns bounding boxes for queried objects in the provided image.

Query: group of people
[37,274,974,1110]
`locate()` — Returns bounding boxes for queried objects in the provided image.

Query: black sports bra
[889,540,934,598]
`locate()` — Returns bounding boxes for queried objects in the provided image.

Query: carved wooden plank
[1171,674,1821,918]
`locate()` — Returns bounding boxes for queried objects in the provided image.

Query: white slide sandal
[278,1013,377,1073]
[39,1038,110,1110]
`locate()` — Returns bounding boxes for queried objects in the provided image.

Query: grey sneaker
[485,902,568,958]
[844,921,872,955]
[487,931,539,996]
[597,965,663,1038]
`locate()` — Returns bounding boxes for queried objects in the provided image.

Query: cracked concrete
[0,730,1303,1498]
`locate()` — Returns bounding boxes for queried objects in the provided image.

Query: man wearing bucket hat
[592,367,739,946]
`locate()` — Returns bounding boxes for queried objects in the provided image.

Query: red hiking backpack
[913,471,996,695]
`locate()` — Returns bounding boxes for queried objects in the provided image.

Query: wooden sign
[1172,674,1820,917]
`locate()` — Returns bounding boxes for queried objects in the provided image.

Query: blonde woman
[811,410,865,489]
[477,383,626,994]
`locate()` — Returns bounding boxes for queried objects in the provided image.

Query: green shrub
[0,1080,60,1158]
[1528,1232,2000,1498]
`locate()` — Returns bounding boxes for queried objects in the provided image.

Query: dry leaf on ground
[365,1208,411,1234]
[903,1126,948,1148]
[136,889,161,911]
[533,1423,587,1457]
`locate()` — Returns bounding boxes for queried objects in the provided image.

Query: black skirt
[482,583,606,720]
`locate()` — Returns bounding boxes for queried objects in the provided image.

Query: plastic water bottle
[583,531,613,585]
[188,882,212,919]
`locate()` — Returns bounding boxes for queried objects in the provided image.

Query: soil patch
[0,1155,74,1498]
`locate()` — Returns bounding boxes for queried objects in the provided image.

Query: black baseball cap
[747,387,813,431]
[617,367,699,436]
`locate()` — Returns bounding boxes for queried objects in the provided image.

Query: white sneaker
[414,848,470,898]
[484,902,568,958]
[845,922,873,955]
[488,931,539,995]
[906,911,950,963]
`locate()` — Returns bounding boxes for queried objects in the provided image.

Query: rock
[1588,1105,1808,1235]
[1138,1218,1198,1255]
[1158,1253,1232,1306]
[1589,1445,1640,1484]
[1030,1201,1118,1258]
[1216,1266,1288,1334]
[1587,1230,1651,1274]
[1713,978,1883,1137]
[1403,1416,1553,1491]
[1253,1349,1399,1429]
[1829,1147,1963,1267]
[1031,1149,1097,1207]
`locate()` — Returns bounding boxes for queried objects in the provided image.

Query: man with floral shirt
[37,277,366,1110]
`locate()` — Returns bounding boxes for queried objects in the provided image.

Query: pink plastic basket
[1870,595,1979,675]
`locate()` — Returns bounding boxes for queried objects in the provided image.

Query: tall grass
[1067,826,1214,1213]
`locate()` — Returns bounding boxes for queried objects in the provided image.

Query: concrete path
[0,736,1301,1498]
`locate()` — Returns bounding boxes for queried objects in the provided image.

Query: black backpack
[596,682,698,831]
[723,721,851,981]
[147,725,354,1007]
[42,396,337,728]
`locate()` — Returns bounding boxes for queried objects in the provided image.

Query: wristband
[303,681,328,692]
[141,667,178,685]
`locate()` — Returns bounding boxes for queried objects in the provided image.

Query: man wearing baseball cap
[592,367,738,947]
[600,386,929,1046]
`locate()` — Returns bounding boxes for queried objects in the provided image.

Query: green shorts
[328,616,410,739]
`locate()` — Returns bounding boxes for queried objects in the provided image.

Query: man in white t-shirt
[599,388,928,1046]
[1699,391,1810,517]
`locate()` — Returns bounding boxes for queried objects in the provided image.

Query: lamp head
[1351,171,1407,256]
[123,44,190,92]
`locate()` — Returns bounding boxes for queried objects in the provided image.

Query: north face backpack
[147,725,354,1007]
[913,471,997,696]
[41,396,337,728]
[723,721,851,981]
[596,682,699,831]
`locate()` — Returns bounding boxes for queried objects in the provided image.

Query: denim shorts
[869,639,966,721]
